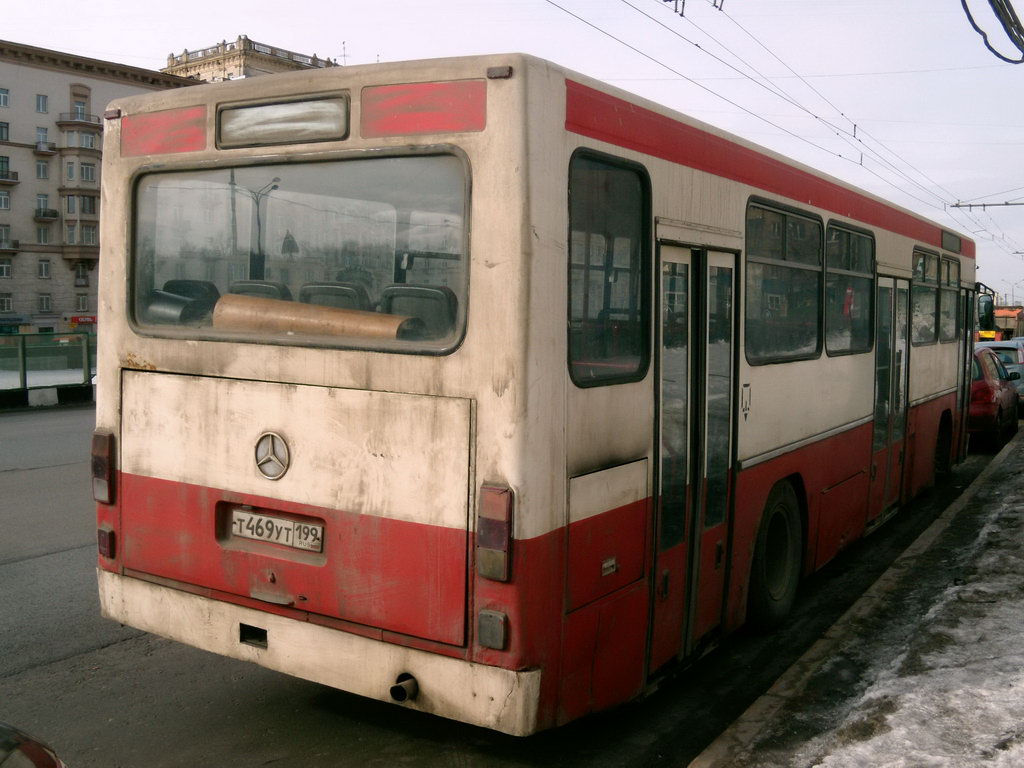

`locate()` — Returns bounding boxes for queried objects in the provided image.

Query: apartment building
[163,35,336,82]
[0,39,193,334]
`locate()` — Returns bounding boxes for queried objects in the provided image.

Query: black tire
[748,481,802,631]
[994,407,1008,449]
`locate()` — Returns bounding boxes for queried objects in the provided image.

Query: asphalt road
[0,406,991,767]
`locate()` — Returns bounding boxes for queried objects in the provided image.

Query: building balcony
[0,239,20,253]
[56,113,102,128]
[0,170,20,185]
[33,142,58,155]
[34,208,60,222]
[61,244,99,262]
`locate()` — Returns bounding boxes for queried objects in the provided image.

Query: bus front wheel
[748,481,802,631]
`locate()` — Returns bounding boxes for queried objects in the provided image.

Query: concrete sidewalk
[691,432,1024,768]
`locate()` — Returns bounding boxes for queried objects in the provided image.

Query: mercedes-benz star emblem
[255,432,290,480]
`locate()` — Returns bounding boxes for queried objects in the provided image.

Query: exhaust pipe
[390,672,419,702]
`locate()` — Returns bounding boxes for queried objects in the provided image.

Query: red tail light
[971,383,992,404]
[477,486,514,582]
[361,81,487,138]
[120,105,207,157]
[91,431,115,504]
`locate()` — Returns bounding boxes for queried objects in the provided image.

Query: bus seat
[162,279,221,305]
[229,280,293,301]
[298,282,372,311]
[379,284,457,340]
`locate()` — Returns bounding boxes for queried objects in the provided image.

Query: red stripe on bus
[361,80,486,138]
[117,473,467,646]
[565,80,975,258]
[120,105,207,157]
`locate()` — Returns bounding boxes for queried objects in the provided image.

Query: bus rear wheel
[748,481,802,631]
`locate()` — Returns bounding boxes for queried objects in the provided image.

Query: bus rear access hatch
[117,370,472,647]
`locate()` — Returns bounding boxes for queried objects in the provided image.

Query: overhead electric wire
[628,0,964,216]
[540,0,851,162]
[962,0,1024,63]
[685,0,1023,255]
[544,0,1021,257]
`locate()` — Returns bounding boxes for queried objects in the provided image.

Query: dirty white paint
[568,459,647,524]
[121,371,472,529]
[98,570,541,736]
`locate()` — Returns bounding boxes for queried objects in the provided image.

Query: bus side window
[911,250,940,345]
[568,151,650,386]
[745,203,823,364]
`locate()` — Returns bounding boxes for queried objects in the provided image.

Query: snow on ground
[795,497,1024,768]
[736,451,1024,768]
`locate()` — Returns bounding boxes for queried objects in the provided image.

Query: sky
[6,0,1024,298]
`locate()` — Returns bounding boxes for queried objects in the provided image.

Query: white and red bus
[92,53,976,735]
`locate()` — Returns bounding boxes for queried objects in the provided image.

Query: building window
[82,225,97,246]
[0,224,10,243]
[0,88,8,108]
[81,132,97,149]
[65,131,77,148]
[0,190,8,211]
[36,193,48,210]
[38,259,51,279]
[36,94,47,113]
[74,262,88,286]
[76,294,88,311]
[36,160,48,179]
[66,196,76,215]
[81,163,96,182]
[66,162,75,181]
[0,122,8,141]
[0,293,11,312]
[38,293,52,313]
[81,196,97,215]
[37,227,49,245]
[66,224,76,244]
[0,259,11,278]
[73,100,87,119]
[36,127,47,144]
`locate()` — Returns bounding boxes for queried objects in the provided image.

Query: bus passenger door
[867,277,909,524]
[650,245,736,672]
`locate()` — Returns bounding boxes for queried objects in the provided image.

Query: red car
[970,346,1020,447]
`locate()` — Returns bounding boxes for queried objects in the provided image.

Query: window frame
[939,255,960,343]
[127,147,473,357]
[744,197,825,366]
[824,220,875,357]
[566,147,652,388]
[35,94,47,113]
[911,248,940,347]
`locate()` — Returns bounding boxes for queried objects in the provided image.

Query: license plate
[230,508,324,552]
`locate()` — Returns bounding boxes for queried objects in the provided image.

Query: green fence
[0,332,97,391]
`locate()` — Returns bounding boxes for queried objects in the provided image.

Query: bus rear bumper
[98,569,542,736]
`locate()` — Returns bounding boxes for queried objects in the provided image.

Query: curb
[687,431,1024,768]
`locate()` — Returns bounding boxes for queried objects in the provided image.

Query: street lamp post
[1000,278,1024,306]
[232,176,280,280]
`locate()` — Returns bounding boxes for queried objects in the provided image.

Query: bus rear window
[132,154,468,352]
